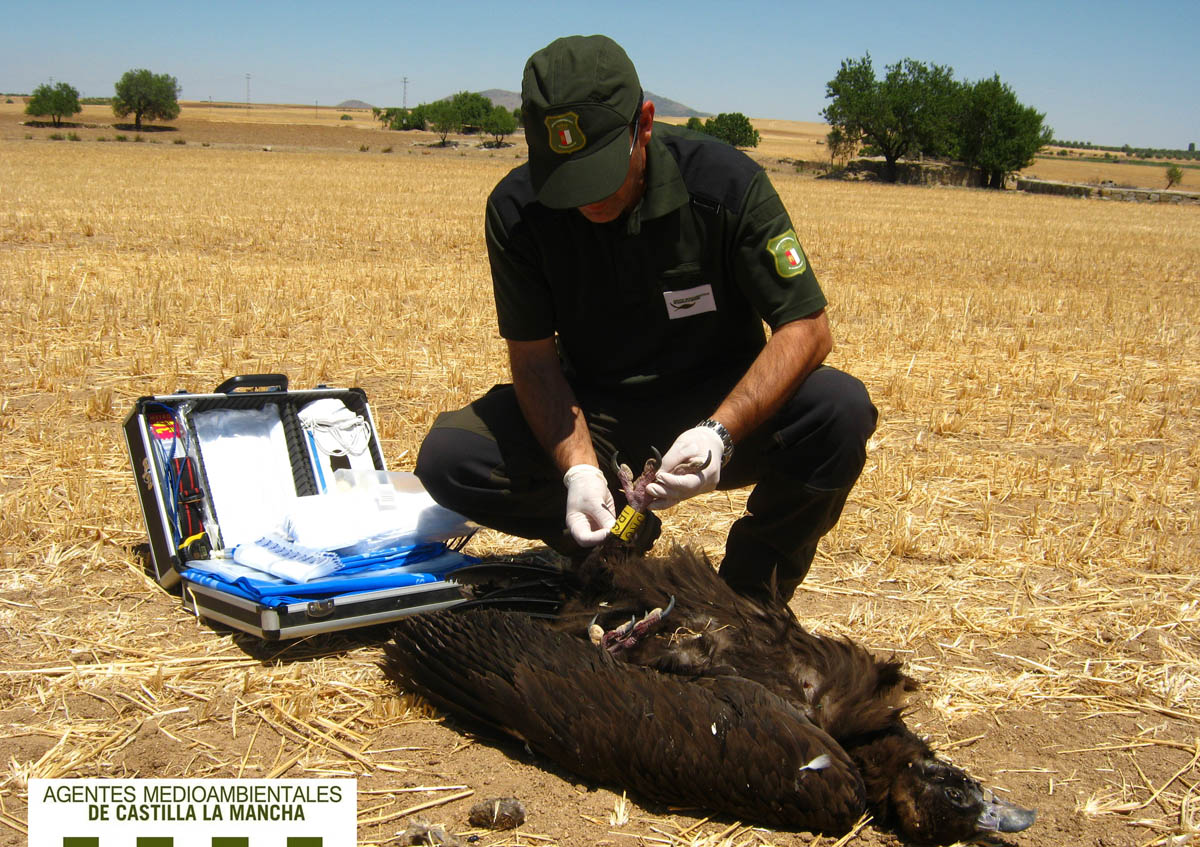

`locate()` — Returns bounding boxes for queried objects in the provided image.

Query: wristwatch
[697,418,734,467]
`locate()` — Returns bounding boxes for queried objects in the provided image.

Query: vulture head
[890,756,1036,843]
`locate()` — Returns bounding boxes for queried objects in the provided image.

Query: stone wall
[845,159,981,186]
[1016,178,1200,204]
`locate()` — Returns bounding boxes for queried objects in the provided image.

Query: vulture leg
[612,448,661,511]
[590,595,676,654]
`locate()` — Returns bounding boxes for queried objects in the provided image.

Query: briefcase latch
[306,599,336,618]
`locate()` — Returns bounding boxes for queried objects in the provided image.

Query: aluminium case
[123,373,467,639]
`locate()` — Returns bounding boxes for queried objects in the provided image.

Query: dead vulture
[383,454,1036,843]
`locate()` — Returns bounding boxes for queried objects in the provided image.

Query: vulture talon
[598,599,677,654]
[671,450,712,475]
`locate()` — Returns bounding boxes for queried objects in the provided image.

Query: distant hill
[479,89,521,112]
[646,91,709,119]
[336,99,374,110]
[478,88,708,118]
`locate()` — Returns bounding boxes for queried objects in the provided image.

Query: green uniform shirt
[485,122,827,390]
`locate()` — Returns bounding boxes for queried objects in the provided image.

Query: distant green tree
[372,106,399,127]
[112,69,180,131]
[25,81,81,126]
[425,100,460,144]
[701,112,760,147]
[481,104,517,145]
[954,75,1051,188]
[685,116,705,133]
[512,106,522,126]
[826,125,860,166]
[372,105,427,131]
[823,53,959,181]
[401,104,428,131]
[1165,165,1183,189]
[449,91,492,132]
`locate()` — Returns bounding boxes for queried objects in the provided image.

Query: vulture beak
[976,790,1037,833]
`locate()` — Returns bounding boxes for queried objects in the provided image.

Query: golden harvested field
[1027,155,1199,191]
[1,106,1199,847]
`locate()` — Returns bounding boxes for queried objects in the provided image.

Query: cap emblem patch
[766,230,807,278]
[546,111,586,154]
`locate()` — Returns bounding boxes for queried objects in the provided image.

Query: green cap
[521,35,642,209]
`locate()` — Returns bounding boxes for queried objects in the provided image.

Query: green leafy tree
[449,91,492,132]
[373,106,401,127]
[826,125,860,166]
[685,116,705,133]
[954,75,1051,188]
[425,100,460,145]
[25,81,82,126]
[400,104,428,131]
[823,54,959,181]
[701,112,760,147]
[1165,165,1183,189]
[373,106,426,131]
[112,69,180,131]
[481,104,517,145]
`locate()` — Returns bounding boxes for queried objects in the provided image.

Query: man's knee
[824,372,876,482]
[414,415,495,512]
[783,368,877,490]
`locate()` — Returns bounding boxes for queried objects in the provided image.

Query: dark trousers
[415,366,877,601]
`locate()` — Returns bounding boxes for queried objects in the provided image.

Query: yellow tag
[610,505,645,542]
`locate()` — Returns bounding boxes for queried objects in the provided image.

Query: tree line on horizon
[21,64,1192,183]
[373,92,766,150]
[372,92,519,146]
[23,70,180,131]
[1050,139,1199,162]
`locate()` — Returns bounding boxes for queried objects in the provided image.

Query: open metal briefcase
[123,374,472,639]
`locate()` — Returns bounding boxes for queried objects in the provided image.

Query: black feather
[384,544,1036,843]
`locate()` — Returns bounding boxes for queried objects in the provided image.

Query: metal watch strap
[697,418,734,467]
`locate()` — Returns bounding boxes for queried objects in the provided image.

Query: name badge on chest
[663,284,717,319]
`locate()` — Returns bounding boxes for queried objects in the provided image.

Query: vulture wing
[385,608,868,834]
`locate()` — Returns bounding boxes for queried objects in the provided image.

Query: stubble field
[1,104,1198,847]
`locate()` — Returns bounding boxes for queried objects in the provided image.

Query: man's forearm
[508,338,598,473]
[711,310,832,442]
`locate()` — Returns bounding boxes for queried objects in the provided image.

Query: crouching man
[416,34,876,602]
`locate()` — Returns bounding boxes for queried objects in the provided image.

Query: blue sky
[4,0,1197,148]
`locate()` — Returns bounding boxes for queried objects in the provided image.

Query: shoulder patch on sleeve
[766,229,807,278]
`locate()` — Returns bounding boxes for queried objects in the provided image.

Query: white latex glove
[563,464,617,547]
[645,425,725,510]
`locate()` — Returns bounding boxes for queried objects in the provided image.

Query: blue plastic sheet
[182,542,474,609]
